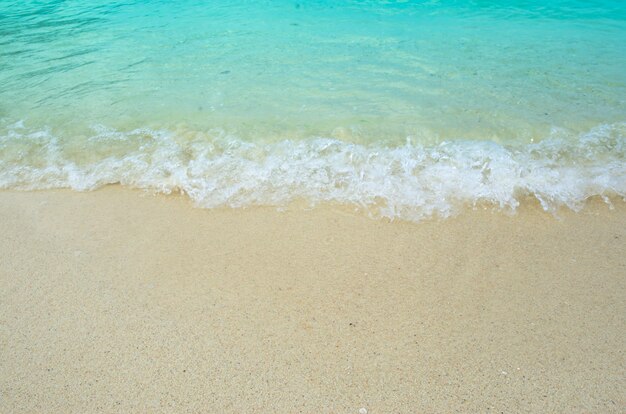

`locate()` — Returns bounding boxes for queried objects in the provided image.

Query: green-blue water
[1,0,625,220]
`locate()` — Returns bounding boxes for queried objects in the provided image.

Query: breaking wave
[1,121,624,221]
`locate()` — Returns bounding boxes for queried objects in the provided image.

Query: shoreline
[1,187,625,412]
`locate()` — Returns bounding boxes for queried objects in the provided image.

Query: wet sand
[1,188,624,413]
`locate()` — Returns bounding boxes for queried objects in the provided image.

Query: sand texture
[1,188,625,413]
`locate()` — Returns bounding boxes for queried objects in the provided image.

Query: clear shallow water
[1,0,625,220]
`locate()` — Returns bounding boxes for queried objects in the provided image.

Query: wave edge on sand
[1,121,624,221]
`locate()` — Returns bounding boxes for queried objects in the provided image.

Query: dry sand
[0,188,625,413]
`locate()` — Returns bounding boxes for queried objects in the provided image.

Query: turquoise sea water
[1,0,625,220]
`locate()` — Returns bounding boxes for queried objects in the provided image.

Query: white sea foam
[0,122,624,221]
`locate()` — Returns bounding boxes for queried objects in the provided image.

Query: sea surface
[1,0,625,220]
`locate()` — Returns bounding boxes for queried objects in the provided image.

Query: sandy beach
[0,188,624,413]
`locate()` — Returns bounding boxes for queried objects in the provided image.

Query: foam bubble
[0,122,624,221]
